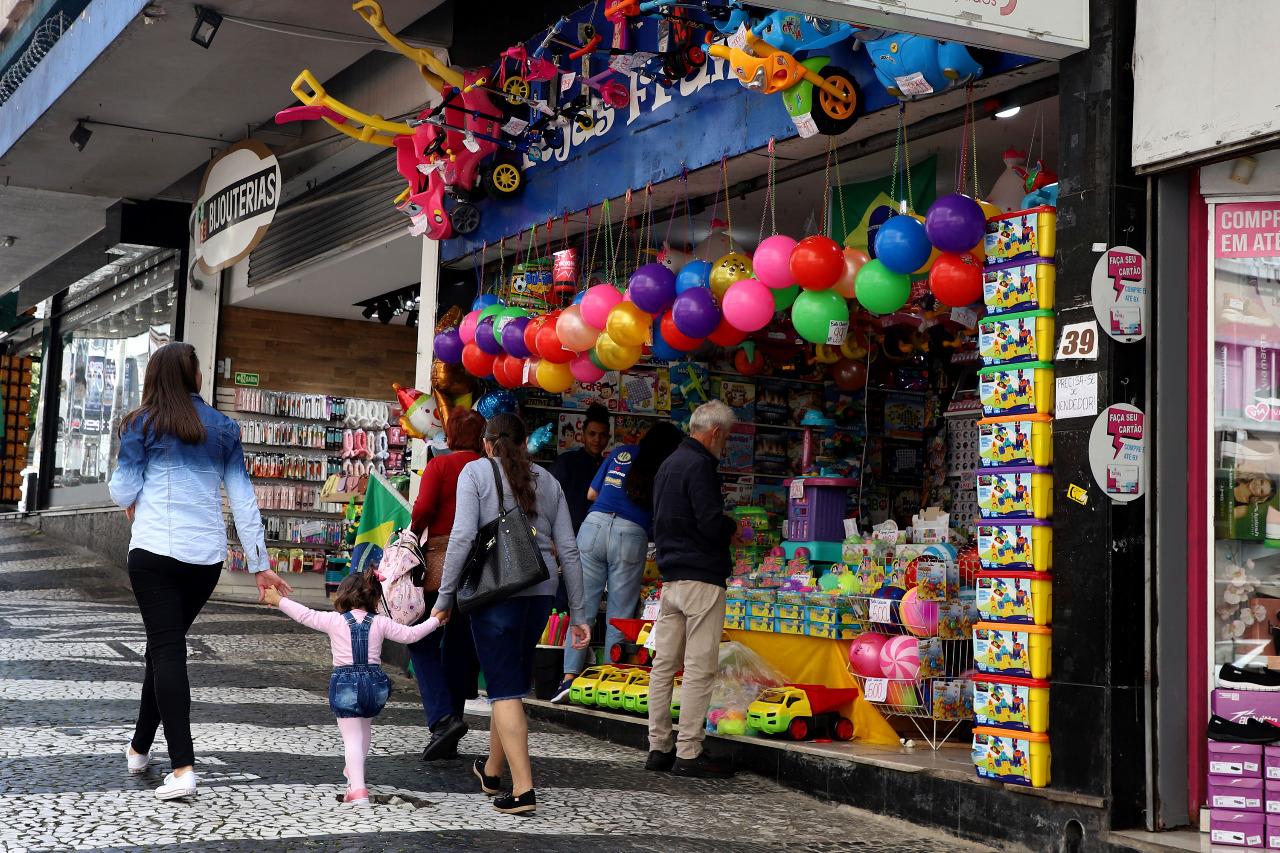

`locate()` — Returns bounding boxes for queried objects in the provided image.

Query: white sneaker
[125,744,151,774]
[155,770,198,800]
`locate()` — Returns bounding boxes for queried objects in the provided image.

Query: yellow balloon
[594,330,642,370]
[909,213,940,275]
[605,301,651,348]
[536,358,574,393]
[709,252,754,301]
[977,199,1003,221]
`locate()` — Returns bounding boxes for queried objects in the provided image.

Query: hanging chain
[970,86,979,197]
[890,106,903,208]
[821,135,835,236]
[758,137,777,246]
[682,166,693,253]
[497,236,506,292]
[720,156,734,253]
[957,87,970,195]
[834,144,847,243]
[902,104,914,213]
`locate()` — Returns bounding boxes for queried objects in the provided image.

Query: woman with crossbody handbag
[432,413,590,816]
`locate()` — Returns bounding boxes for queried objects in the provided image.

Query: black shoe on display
[1218,662,1280,692]
[473,757,502,795]
[493,789,536,815]
[421,714,468,761]
[1207,714,1280,744]
[645,749,676,772]
[671,750,735,779]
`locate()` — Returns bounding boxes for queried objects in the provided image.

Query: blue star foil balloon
[526,422,554,454]
[474,390,518,420]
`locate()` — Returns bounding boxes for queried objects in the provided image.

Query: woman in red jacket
[409,407,485,761]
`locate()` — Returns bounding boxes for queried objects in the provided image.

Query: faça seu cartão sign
[194,140,281,275]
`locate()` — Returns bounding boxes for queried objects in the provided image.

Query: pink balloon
[557,304,601,352]
[849,632,889,677]
[879,635,921,680]
[721,278,775,332]
[753,235,798,290]
[570,351,606,383]
[459,310,481,345]
[581,284,622,329]
[833,248,870,299]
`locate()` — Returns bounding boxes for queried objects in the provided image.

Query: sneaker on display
[1207,714,1280,744]
[1218,662,1280,692]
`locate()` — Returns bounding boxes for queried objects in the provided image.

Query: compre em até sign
[194,140,281,274]
[1215,202,1280,259]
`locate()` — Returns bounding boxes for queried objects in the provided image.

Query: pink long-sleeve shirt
[278,597,441,666]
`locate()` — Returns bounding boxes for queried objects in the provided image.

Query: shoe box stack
[0,356,32,505]
[1209,665,1280,848]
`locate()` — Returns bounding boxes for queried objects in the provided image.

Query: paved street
[0,522,998,853]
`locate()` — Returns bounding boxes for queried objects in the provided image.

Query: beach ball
[606,301,652,348]
[791,289,850,345]
[873,585,906,626]
[722,278,775,332]
[849,632,889,677]
[434,327,464,363]
[569,351,605,383]
[900,587,939,638]
[671,287,722,339]
[461,341,496,378]
[676,260,713,294]
[926,193,988,255]
[500,317,531,358]
[771,284,800,312]
[833,248,869,299]
[472,294,503,312]
[536,314,574,364]
[580,284,623,329]
[629,263,678,314]
[874,215,932,275]
[459,310,482,344]
[753,234,797,289]
[556,304,600,352]
[536,358,574,393]
[709,252,754,300]
[790,235,845,291]
[887,681,923,711]
[855,260,911,314]
[929,252,984,307]
[708,315,748,346]
[659,311,704,352]
[879,635,921,680]
[594,331,642,371]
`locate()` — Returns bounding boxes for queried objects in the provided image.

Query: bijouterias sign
[194,139,281,274]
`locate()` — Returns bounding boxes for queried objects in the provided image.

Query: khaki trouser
[647,579,727,760]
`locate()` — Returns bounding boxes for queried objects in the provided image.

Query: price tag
[894,72,934,96]
[502,117,529,135]
[298,521,324,538]
[727,23,749,50]
[560,72,577,93]
[869,598,893,624]
[1056,320,1099,360]
[864,677,888,702]
[642,601,660,620]
[789,479,806,499]
[791,111,819,139]
[609,51,655,73]
[843,517,859,539]
[950,306,979,329]
[826,320,849,345]
[643,627,657,650]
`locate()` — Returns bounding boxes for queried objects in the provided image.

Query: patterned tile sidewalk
[0,521,998,853]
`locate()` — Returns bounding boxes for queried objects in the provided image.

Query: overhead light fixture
[190,6,223,49]
[405,309,418,327]
[378,305,393,325]
[361,305,377,319]
[994,106,1020,119]
[69,120,92,151]
[1231,156,1259,186]
[1,236,14,248]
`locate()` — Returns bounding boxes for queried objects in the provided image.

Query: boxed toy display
[977,363,1055,417]
[978,415,1053,468]
[978,311,1055,366]
[971,726,1050,787]
[983,258,1056,315]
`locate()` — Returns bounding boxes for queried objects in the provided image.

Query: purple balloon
[925,193,988,254]
[434,327,464,363]
[474,316,504,355]
[628,262,678,314]
[671,287,722,339]
[501,316,532,358]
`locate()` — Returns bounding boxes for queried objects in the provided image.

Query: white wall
[185,236,221,404]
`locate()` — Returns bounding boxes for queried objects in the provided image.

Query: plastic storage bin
[978,414,1053,468]
[973,674,1049,732]
[978,363,1055,417]
[972,726,1050,787]
[976,571,1053,626]
[784,477,856,542]
[979,310,1056,366]
[782,539,845,564]
[983,258,1056,314]
[976,520,1053,572]
[974,622,1051,679]
[984,205,1057,264]
[977,466,1053,520]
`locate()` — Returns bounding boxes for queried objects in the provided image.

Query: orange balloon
[834,248,870,299]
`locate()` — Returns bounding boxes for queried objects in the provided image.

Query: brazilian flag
[350,469,412,574]
[828,155,938,254]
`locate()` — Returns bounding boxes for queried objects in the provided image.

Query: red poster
[1215,202,1280,258]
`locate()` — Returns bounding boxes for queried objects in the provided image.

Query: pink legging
[336,717,373,789]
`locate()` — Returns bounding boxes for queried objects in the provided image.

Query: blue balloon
[526,422,554,453]
[472,294,503,311]
[649,320,684,362]
[572,290,586,305]
[675,260,713,294]
[474,390,517,419]
[864,205,896,260]
[874,215,932,274]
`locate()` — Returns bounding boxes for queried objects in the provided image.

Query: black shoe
[473,757,502,795]
[1208,714,1280,744]
[671,750,735,779]
[1219,662,1280,692]
[422,714,468,761]
[645,749,676,772]
[493,788,536,814]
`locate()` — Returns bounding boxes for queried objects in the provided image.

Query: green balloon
[589,348,607,371]
[479,304,507,322]
[790,289,850,344]
[772,284,801,312]
[854,259,912,314]
[493,305,528,336]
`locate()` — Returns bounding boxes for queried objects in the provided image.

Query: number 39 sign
[1056,321,1099,360]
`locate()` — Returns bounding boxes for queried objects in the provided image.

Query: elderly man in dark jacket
[645,400,745,779]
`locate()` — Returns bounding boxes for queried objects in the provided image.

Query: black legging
[128,549,222,768]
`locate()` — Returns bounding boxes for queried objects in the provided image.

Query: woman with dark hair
[432,412,589,815]
[109,342,292,800]
[550,421,685,703]
[407,407,486,762]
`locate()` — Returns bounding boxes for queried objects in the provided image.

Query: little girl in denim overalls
[265,571,440,804]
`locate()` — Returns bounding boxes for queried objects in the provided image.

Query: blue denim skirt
[329,664,392,718]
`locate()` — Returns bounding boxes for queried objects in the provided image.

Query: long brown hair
[118,342,206,444]
[624,421,684,509]
[485,412,537,518]
[334,570,382,614]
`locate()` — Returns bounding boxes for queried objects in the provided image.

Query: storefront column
[184,253,221,405]
[410,234,441,503]
[1051,0,1149,824]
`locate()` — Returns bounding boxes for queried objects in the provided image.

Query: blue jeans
[470,595,554,701]
[330,664,391,718]
[563,511,648,675]
[408,608,478,729]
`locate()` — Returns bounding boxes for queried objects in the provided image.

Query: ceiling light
[361,305,376,319]
[405,309,418,327]
[190,6,223,49]
[69,120,92,151]
[378,307,392,325]
[994,106,1020,119]
[108,326,119,333]
[1,236,14,248]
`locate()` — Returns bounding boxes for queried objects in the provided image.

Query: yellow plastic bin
[983,258,1056,314]
[972,726,1051,788]
[974,621,1052,679]
[978,363,1054,417]
[976,570,1053,626]
[973,675,1050,733]
[979,311,1055,366]
[978,414,1053,468]
[977,465,1053,520]
[976,520,1053,572]
[984,205,1057,265]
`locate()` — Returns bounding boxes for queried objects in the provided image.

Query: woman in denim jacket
[109,342,292,801]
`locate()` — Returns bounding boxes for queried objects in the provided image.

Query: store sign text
[194,140,282,275]
[1216,202,1280,258]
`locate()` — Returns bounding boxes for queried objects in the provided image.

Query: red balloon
[832,357,868,391]
[536,315,574,363]
[461,341,497,378]
[660,311,704,351]
[493,354,522,388]
[789,235,846,291]
[735,348,766,375]
[524,314,548,356]
[929,252,984,307]
[708,315,748,346]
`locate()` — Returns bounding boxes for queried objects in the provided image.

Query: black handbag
[455,458,551,614]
